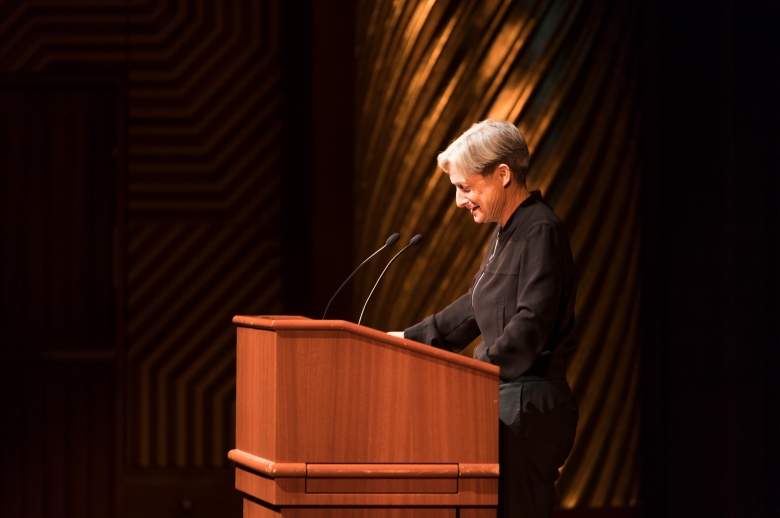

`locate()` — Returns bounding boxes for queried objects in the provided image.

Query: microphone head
[409,234,423,246]
[386,233,400,246]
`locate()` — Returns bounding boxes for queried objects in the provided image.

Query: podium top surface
[233,315,499,377]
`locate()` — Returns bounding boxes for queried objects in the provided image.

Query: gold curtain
[355,0,641,508]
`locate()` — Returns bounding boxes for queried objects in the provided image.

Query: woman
[403,120,578,518]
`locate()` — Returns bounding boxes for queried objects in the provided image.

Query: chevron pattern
[355,0,640,508]
[0,0,284,468]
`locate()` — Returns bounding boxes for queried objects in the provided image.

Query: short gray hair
[437,120,529,183]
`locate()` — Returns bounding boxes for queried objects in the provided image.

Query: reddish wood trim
[305,478,458,494]
[460,508,495,518]
[244,498,281,518]
[232,315,500,376]
[306,464,459,478]
[280,505,455,518]
[275,480,496,506]
[229,449,307,477]
[243,315,312,321]
[458,464,500,477]
[230,455,498,481]
[235,472,498,506]
[236,467,277,504]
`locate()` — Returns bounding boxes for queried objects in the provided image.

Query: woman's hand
[387,331,404,338]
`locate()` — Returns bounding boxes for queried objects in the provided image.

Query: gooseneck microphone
[322,232,400,319]
[358,234,423,326]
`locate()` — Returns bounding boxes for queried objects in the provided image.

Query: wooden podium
[229,315,500,518]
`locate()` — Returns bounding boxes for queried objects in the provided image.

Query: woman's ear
[498,164,512,187]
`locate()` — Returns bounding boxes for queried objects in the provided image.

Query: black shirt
[404,191,576,382]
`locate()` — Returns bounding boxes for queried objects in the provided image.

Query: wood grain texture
[244,498,282,518]
[455,479,498,505]
[229,450,306,478]
[233,318,499,511]
[236,467,277,505]
[306,464,459,478]
[232,315,498,375]
[229,450,498,480]
[273,328,497,464]
[283,509,455,518]
[305,478,457,494]
[458,464,501,477]
[242,472,494,506]
[238,470,496,506]
[235,328,278,465]
[459,509,495,518]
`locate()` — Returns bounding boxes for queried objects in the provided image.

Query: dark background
[640,0,780,516]
[0,0,777,517]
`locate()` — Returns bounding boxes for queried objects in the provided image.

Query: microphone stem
[358,242,414,326]
[322,244,388,319]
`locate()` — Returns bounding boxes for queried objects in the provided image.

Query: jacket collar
[499,190,543,232]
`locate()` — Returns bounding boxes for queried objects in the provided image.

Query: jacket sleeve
[474,223,566,380]
[403,292,481,353]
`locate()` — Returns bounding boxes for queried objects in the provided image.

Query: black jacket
[404,191,576,382]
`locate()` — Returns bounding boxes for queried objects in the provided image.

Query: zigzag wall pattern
[1,0,644,500]
[355,0,640,508]
[0,0,283,468]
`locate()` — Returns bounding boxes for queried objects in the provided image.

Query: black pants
[497,376,578,518]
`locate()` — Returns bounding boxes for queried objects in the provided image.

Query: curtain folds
[355,0,641,508]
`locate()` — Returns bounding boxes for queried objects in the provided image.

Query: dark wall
[281,0,356,320]
[0,1,355,517]
[641,1,780,517]
[0,83,118,517]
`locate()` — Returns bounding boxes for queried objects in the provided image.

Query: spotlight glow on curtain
[355,0,641,508]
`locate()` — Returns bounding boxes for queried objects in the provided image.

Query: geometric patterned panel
[0,0,283,468]
[125,1,282,217]
[126,221,281,467]
[123,1,283,465]
[0,0,282,214]
[355,0,640,507]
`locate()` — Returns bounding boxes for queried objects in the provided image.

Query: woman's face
[450,164,509,223]
[449,165,508,224]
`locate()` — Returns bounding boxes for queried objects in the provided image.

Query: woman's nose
[455,189,468,207]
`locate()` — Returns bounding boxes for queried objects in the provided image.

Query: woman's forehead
[447,165,474,184]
